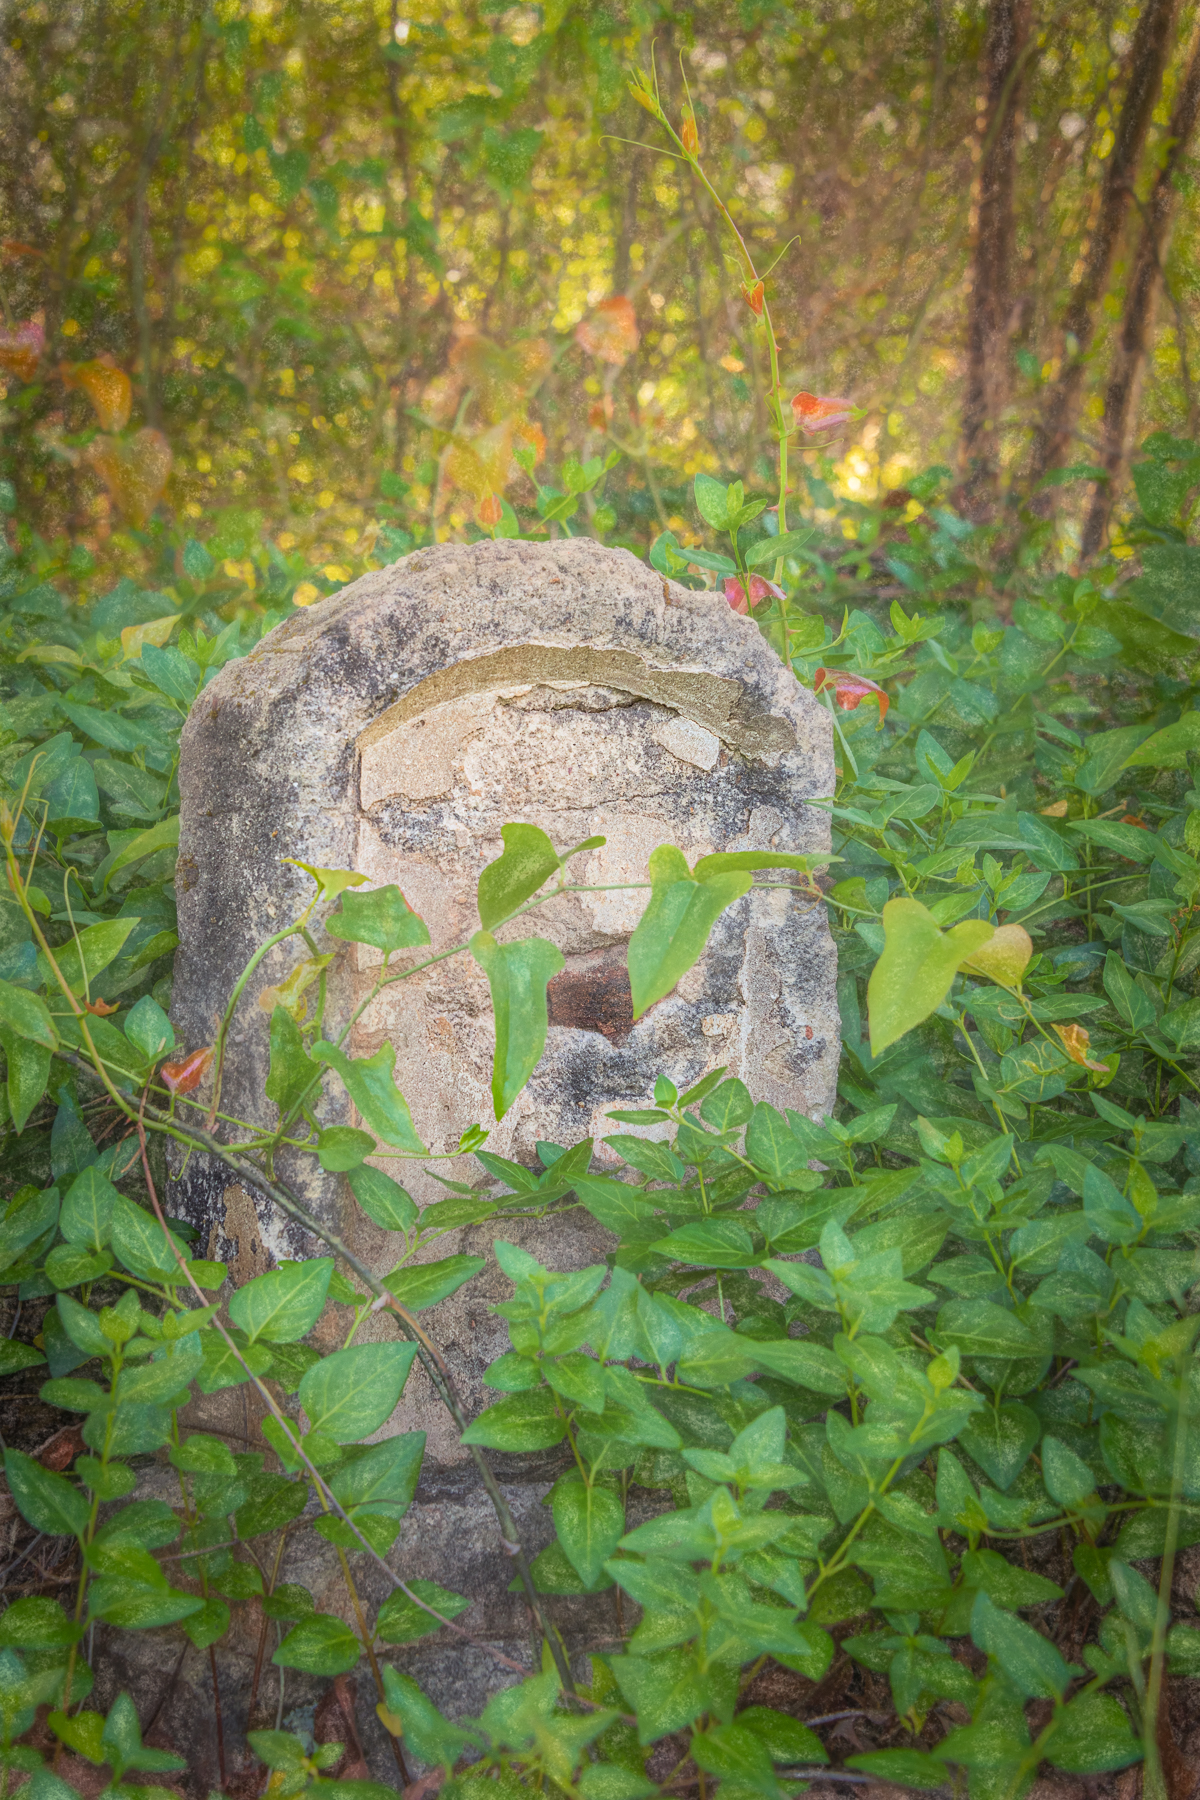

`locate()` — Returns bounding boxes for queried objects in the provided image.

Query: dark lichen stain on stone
[546,947,636,1044]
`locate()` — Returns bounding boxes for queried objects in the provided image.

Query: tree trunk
[959,0,1031,516]
[1029,0,1182,487]
[1081,21,1200,556]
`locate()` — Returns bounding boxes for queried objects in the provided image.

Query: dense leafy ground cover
[1,414,1200,1800]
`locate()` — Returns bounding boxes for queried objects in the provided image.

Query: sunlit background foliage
[3,0,1200,607]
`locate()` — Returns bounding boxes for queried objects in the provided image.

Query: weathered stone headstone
[170,537,838,1464]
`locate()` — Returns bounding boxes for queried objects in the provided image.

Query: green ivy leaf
[109,1193,187,1282]
[228,1258,333,1344]
[325,884,431,954]
[956,1403,1040,1491]
[316,1126,377,1171]
[182,1597,231,1651]
[380,1667,477,1769]
[4,1450,89,1540]
[297,1341,418,1442]
[933,1299,1036,1359]
[346,1163,418,1232]
[1042,1691,1143,1774]
[123,994,173,1063]
[470,931,564,1119]
[59,1167,118,1251]
[460,1388,567,1451]
[265,1006,318,1114]
[845,1750,949,1789]
[552,1477,625,1587]
[37,918,138,995]
[376,1581,471,1644]
[477,823,561,929]
[627,847,751,1020]
[693,472,730,530]
[328,1432,425,1515]
[384,1254,485,1311]
[0,1030,51,1133]
[273,1613,361,1675]
[313,1040,427,1153]
[0,980,56,1050]
[970,1591,1071,1699]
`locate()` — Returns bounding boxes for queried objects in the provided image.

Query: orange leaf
[513,418,547,464]
[83,997,120,1016]
[0,319,44,382]
[791,391,854,434]
[63,357,132,431]
[85,427,172,525]
[814,667,889,723]
[447,333,550,425]
[161,1046,214,1094]
[741,280,764,317]
[477,494,503,527]
[575,296,639,365]
[681,110,699,155]
[1052,1022,1110,1072]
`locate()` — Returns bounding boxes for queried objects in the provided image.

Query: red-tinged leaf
[575,296,639,365]
[477,494,503,527]
[0,319,44,381]
[83,997,120,1017]
[62,357,132,431]
[741,280,764,317]
[791,391,854,434]
[723,574,782,614]
[85,427,172,525]
[162,1046,214,1094]
[814,667,889,723]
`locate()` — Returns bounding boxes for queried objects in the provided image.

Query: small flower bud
[741,280,764,317]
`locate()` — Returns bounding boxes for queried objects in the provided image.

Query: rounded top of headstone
[194,536,823,769]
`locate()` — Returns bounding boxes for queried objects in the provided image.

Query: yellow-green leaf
[867,897,994,1055]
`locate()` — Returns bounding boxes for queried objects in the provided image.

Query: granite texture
[169,536,838,1465]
